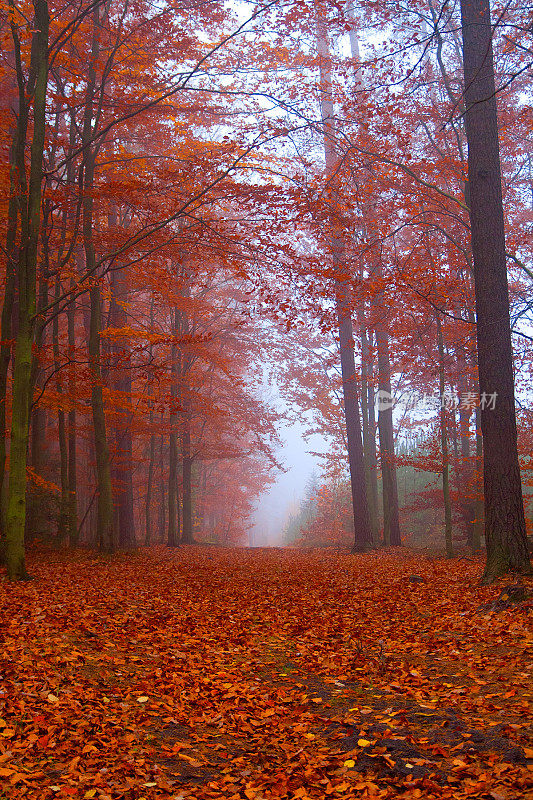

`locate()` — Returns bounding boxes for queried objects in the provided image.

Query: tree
[316,13,372,550]
[459,0,531,581]
[4,0,49,579]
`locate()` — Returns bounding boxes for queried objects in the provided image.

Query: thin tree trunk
[168,308,179,546]
[145,298,155,546]
[437,313,453,557]
[30,265,49,478]
[181,413,193,544]
[366,337,380,534]
[473,403,483,550]
[108,220,135,548]
[375,321,401,547]
[457,374,476,545]
[82,5,114,553]
[67,287,78,545]
[88,282,115,553]
[317,20,371,550]
[459,0,530,580]
[180,298,194,545]
[53,274,69,541]
[145,414,155,545]
[159,424,166,541]
[358,319,379,543]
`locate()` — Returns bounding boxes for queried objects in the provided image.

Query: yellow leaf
[311,697,322,703]
[136,696,149,703]
[358,739,371,747]
[47,694,59,703]
[343,759,356,767]
[84,791,97,799]
[1,729,15,738]
[0,719,6,728]
[304,733,315,739]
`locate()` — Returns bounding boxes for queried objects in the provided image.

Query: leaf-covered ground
[1,548,532,800]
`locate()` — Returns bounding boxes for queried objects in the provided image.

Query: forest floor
[0,547,532,800]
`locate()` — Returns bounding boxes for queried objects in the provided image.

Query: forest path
[0,547,532,799]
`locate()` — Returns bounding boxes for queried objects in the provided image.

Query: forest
[0,0,533,797]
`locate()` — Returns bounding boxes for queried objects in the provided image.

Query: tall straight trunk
[109,229,135,548]
[366,337,380,534]
[0,127,19,536]
[53,274,69,541]
[67,288,78,545]
[457,374,476,545]
[180,298,194,545]
[437,313,453,557]
[181,413,193,544]
[145,413,155,545]
[167,423,178,545]
[5,0,49,579]
[84,185,114,553]
[358,318,379,543]
[375,321,401,547]
[317,20,372,550]
[82,5,114,553]
[145,299,156,546]
[473,403,483,550]
[168,308,179,546]
[88,282,114,553]
[159,423,166,541]
[459,0,530,580]
[30,265,49,477]
[0,37,28,539]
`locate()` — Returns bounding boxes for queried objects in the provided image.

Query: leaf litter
[0,547,532,799]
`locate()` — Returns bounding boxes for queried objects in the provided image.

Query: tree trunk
[109,232,135,548]
[82,5,114,553]
[53,274,69,541]
[457,374,476,545]
[473,403,483,550]
[0,129,19,538]
[181,413,193,544]
[30,266,49,479]
[358,320,379,543]
[145,299,156,545]
[5,0,49,580]
[459,0,530,580]
[159,425,166,541]
[145,416,155,545]
[366,338,380,535]
[180,299,194,545]
[317,21,372,550]
[437,313,453,558]
[375,321,401,547]
[67,288,78,546]
[168,308,179,546]
[88,283,115,553]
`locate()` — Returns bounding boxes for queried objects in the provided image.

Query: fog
[249,413,328,546]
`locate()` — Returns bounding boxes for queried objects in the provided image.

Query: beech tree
[459,0,531,581]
